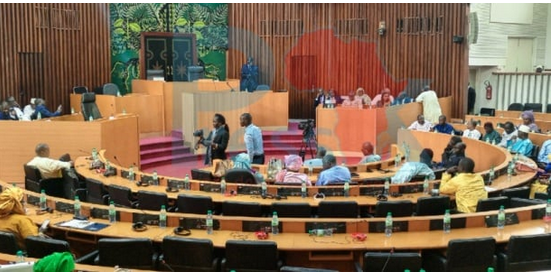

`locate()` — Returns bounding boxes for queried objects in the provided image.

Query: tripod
[299,127,317,161]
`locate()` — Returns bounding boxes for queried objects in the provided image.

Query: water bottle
[91,147,98,160]
[343,181,350,197]
[122,108,127,114]
[423,178,429,195]
[308,163,313,177]
[491,139,497,145]
[71,107,75,114]
[507,162,513,182]
[16,250,24,263]
[159,205,167,228]
[385,212,393,237]
[37,111,42,120]
[261,181,268,196]
[545,199,551,222]
[152,170,159,186]
[39,189,47,210]
[497,205,505,230]
[443,209,451,233]
[105,160,111,171]
[89,115,93,121]
[301,182,307,198]
[128,165,135,181]
[74,196,81,217]
[184,174,191,190]
[383,178,390,197]
[206,210,213,234]
[271,211,279,235]
[488,166,495,185]
[394,154,400,167]
[220,178,226,194]
[485,137,490,144]
[108,201,117,223]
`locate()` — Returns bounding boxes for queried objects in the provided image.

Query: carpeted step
[139,136,184,151]
[140,146,192,160]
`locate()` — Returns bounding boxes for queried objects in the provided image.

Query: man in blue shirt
[316,155,351,186]
[240,113,265,164]
[537,139,551,169]
[509,125,534,157]
[433,115,455,135]
[304,146,326,167]
[34,98,62,119]
[359,142,381,164]
[391,148,435,184]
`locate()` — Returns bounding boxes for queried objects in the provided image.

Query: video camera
[193,129,204,138]
[297,119,315,131]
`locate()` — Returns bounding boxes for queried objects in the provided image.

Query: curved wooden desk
[465,115,551,133]
[452,123,551,147]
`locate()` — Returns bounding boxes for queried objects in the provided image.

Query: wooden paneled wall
[0,3,110,113]
[228,3,469,119]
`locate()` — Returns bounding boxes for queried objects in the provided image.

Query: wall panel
[228,3,469,119]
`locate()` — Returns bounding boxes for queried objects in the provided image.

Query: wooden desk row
[452,123,551,147]
[495,110,551,122]
[465,115,551,133]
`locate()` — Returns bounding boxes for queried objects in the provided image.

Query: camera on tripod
[193,129,204,138]
[298,119,315,143]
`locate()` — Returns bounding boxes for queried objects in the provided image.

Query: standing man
[240,113,265,164]
[467,83,476,114]
[240,57,259,92]
[415,85,442,124]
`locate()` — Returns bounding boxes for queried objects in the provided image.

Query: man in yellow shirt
[27,143,72,179]
[0,187,39,250]
[439,157,487,213]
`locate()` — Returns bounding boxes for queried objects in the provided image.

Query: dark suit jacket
[201,126,230,165]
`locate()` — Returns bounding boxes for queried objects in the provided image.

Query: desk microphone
[78,149,89,155]
[113,155,122,167]
[381,247,395,272]
[226,81,234,92]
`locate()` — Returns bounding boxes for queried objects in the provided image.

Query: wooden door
[140,32,197,82]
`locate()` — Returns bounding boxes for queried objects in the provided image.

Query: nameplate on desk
[359,186,383,196]
[318,187,345,197]
[179,217,220,230]
[243,220,281,232]
[55,201,75,214]
[277,187,302,197]
[237,185,262,195]
[305,222,346,233]
[90,207,119,221]
[199,183,221,193]
[132,213,159,226]
[485,213,519,227]
[368,220,408,233]
[429,218,466,231]
[27,194,40,206]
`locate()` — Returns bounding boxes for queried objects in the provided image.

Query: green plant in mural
[110,3,228,93]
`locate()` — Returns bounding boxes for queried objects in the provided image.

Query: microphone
[78,149,89,154]
[381,247,395,272]
[113,155,122,167]
[226,81,234,92]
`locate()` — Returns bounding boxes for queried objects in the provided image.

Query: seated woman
[521,110,540,133]
[341,91,362,108]
[232,153,265,183]
[0,187,39,250]
[275,155,311,186]
[391,149,435,184]
[371,88,395,107]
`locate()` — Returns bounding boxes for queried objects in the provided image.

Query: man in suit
[196,113,230,165]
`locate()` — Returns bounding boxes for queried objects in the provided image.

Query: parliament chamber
[0,3,551,272]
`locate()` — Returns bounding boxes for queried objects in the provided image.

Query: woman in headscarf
[521,110,539,132]
[0,187,39,249]
[371,88,395,107]
[275,155,312,186]
[232,153,264,183]
[391,148,435,184]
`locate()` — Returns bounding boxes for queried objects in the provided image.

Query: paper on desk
[484,186,496,192]
[57,219,92,229]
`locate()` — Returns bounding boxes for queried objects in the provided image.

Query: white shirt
[22,105,34,121]
[499,129,518,148]
[415,90,442,125]
[463,129,481,140]
[27,156,72,179]
[408,120,433,132]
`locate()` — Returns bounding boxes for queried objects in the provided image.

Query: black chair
[136,190,168,211]
[415,196,451,216]
[356,252,422,272]
[94,238,158,270]
[476,196,510,212]
[23,164,65,198]
[107,184,135,208]
[187,66,205,81]
[102,83,119,96]
[0,231,18,255]
[507,103,524,111]
[500,186,530,200]
[280,266,338,272]
[85,178,109,205]
[73,86,89,94]
[479,107,495,116]
[62,168,86,201]
[422,237,497,272]
[81,92,102,121]
[524,103,543,113]
[224,169,258,184]
[529,144,540,160]
[534,192,550,201]
[497,234,551,271]
[174,194,213,214]
[25,236,71,258]
[509,197,545,219]
[191,168,215,181]
[317,201,359,218]
[546,103,551,113]
[270,202,312,218]
[222,201,262,217]
[159,237,218,272]
[375,200,414,217]
[221,240,282,271]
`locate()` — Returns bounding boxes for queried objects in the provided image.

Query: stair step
[140,137,184,151]
[140,146,192,159]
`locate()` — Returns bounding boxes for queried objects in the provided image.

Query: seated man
[34,98,62,118]
[341,91,362,108]
[407,114,433,132]
[509,125,534,157]
[6,96,24,120]
[22,98,36,121]
[0,187,40,249]
[537,139,551,169]
[359,142,381,164]
[498,121,518,148]
[439,157,487,213]
[442,142,466,169]
[316,155,351,186]
[275,155,311,186]
[27,143,72,179]
[391,148,435,184]
[462,119,481,140]
[481,122,501,144]
[441,136,462,164]
[304,146,327,167]
[392,91,413,105]
[432,115,455,135]
[231,153,264,183]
